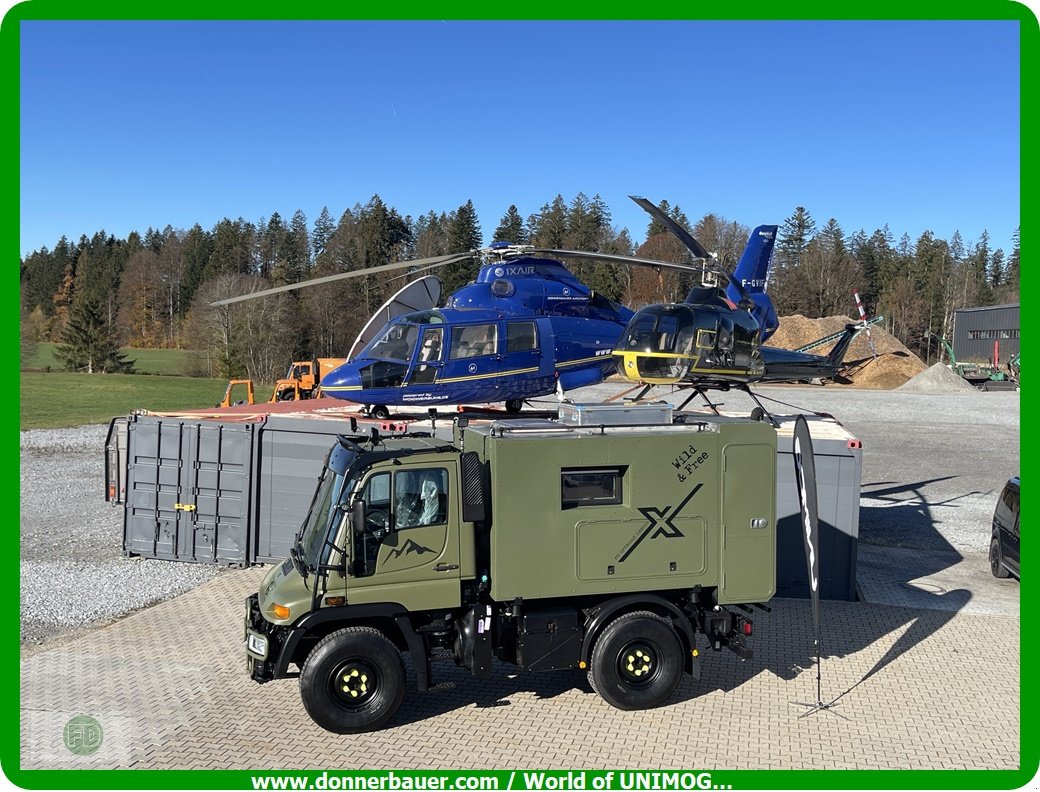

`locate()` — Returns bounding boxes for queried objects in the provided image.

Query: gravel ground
[20,385,1019,646]
[20,424,223,646]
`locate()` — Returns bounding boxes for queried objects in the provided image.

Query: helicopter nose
[320,363,362,397]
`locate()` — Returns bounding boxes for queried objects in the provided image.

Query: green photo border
[7,1,1033,788]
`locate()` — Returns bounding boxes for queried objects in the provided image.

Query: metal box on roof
[557,401,673,426]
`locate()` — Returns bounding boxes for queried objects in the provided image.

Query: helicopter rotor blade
[526,248,702,274]
[386,258,457,283]
[629,195,754,306]
[629,195,712,260]
[209,251,476,307]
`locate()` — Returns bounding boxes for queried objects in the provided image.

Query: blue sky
[20,19,1020,257]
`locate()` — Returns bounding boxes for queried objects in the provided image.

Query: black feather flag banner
[793,414,821,646]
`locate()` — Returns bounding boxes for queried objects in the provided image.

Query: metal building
[953,303,1020,364]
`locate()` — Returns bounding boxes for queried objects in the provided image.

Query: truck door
[347,463,462,611]
[719,444,776,603]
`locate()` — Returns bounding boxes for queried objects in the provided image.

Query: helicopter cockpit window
[449,324,498,359]
[401,310,445,324]
[359,360,408,389]
[363,324,419,361]
[619,306,696,356]
[505,321,538,352]
[410,328,444,385]
[418,328,444,362]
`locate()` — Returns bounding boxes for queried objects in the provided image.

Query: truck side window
[395,468,449,529]
[353,472,391,577]
[561,467,624,509]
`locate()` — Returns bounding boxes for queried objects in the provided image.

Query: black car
[990,476,1020,579]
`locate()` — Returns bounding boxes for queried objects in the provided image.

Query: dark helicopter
[613,197,865,411]
[211,239,703,417]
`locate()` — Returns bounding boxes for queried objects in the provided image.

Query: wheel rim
[329,658,380,709]
[990,541,1001,575]
[616,641,661,688]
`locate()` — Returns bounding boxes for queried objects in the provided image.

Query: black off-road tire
[588,611,684,710]
[990,536,1011,579]
[300,627,406,733]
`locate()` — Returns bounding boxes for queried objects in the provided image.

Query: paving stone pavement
[20,566,1019,771]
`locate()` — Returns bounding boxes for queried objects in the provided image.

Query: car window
[1003,485,1020,515]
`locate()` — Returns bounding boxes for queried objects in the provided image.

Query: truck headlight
[247,634,268,657]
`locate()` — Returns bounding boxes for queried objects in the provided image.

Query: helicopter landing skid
[669,383,778,427]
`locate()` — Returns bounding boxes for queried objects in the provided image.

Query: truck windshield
[296,443,359,571]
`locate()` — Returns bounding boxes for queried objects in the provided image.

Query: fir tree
[775,206,817,270]
[312,207,335,259]
[441,200,483,294]
[493,205,527,244]
[56,293,134,373]
[528,195,568,248]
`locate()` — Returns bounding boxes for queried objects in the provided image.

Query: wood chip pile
[765,314,927,389]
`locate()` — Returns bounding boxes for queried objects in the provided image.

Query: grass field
[24,343,198,376]
[20,372,274,430]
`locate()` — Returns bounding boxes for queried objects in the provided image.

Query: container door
[124,419,188,560]
[719,444,776,603]
[183,423,253,565]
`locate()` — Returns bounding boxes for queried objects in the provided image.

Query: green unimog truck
[245,411,777,733]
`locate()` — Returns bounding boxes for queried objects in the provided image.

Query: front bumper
[245,594,287,683]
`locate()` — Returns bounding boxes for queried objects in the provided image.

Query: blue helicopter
[212,204,779,417]
[213,241,685,416]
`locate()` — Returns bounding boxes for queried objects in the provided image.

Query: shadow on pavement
[384,475,991,728]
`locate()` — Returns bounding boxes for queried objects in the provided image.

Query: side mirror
[351,499,367,537]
